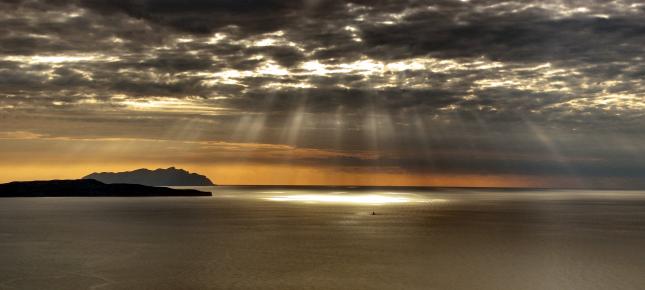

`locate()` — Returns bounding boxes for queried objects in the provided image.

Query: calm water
[1,186,645,289]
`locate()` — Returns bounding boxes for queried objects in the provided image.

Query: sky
[1,0,644,188]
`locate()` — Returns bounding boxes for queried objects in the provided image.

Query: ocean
[1,186,644,289]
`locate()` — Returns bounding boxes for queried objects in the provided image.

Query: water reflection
[265,194,410,204]
[263,192,446,205]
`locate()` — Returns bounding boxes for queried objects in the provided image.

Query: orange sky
[0,134,614,188]
[0,156,584,188]
[0,162,550,187]
[0,134,538,187]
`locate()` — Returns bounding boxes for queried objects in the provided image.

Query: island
[0,179,211,197]
[83,167,215,186]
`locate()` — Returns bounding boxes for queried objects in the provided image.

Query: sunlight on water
[263,193,446,205]
[265,194,410,204]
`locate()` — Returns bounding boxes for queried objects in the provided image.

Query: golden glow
[206,33,227,44]
[0,161,576,188]
[253,38,277,46]
[0,132,580,187]
[118,97,228,114]
[550,93,645,111]
[0,131,43,139]
[190,52,604,98]
[3,54,118,63]
[343,25,363,42]
[265,194,418,204]
[256,61,290,76]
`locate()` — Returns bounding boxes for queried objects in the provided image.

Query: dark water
[1,186,645,289]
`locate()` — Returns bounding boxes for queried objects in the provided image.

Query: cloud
[78,0,304,35]
[1,0,645,186]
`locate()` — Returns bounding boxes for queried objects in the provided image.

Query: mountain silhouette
[83,167,215,186]
[0,179,211,197]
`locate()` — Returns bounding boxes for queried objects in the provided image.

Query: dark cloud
[361,14,645,64]
[248,46,304,67]
[116,52,218,72]
[78,0,303,35]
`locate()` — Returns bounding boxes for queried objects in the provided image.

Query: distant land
[0,179,211,197]
[83,167,215,186]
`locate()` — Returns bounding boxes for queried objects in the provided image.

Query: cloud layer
[1,0,644,186]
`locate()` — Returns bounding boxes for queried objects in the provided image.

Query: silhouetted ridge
[0,179,211,197]
[83,167,214,186]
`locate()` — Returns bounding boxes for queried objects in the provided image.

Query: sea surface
[1,186,645,290]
